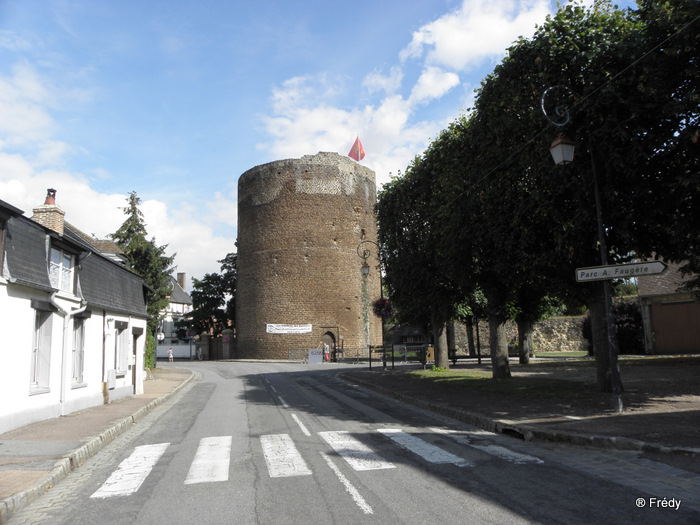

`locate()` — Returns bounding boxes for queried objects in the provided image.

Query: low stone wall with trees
[449,316,588,356]
[531,316,588,353]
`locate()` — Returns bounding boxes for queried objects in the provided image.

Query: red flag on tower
[348,136,365,161]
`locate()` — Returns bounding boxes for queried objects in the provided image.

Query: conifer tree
[111,191,176,332]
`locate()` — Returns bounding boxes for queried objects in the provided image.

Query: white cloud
[207,190,238,229]
[409,67,460,104]
[0,64,55,144]
[261,65,453,188]
[0,61,230,286]
[0,30,33,52]
[363,66,403,95]
[400,0,550,71]
[140,198,236,286]
[259,1,554,190]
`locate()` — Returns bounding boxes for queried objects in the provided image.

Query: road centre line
[91,443,170,498]
[431,427,543,464]
[291,413,311,436]
[184,436,232,484]
[320,452,374,515]
[318,431,395,471]
[378,429,471,467]
[278,396,288,407]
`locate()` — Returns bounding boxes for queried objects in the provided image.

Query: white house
[156,273,194,359]
[0,190,149,434]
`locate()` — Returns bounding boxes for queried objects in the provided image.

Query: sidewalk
[0,367,195,525]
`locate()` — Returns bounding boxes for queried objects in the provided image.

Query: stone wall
[449,316,588,355]
[236,152,382,359]
[531,316,589,353]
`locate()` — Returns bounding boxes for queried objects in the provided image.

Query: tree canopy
[376,0,699,385]
[186,253,237,336]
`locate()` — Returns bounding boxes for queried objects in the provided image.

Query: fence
[287,345,429,368]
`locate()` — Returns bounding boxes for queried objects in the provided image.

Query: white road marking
[321,452,374,515]
[278,396,288,408]
[291,413,311,436]
[431,427,544,464]
[318,431,395,471]
[378,429,471,467]
[184,436,232,485]
[261,434,312,477]
[91,443,170,498]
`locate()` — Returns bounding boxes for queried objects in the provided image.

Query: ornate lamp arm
[540,85,576,127]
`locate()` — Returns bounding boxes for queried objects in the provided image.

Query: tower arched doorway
[321,331,336,362]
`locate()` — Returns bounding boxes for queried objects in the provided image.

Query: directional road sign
[576,261,668,282]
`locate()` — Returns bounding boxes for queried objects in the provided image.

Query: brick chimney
[177,272,187,290]
[31,188,65,234]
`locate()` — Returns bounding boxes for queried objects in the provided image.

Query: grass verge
[406,369,594,398]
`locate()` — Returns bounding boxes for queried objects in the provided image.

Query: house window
[31,310,53,392]
[72,318,85,384]
[114,321,129,374]
[49,247,75,293]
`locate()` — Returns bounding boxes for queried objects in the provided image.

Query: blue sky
[0,0,636,286]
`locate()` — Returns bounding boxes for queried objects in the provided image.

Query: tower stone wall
[236,152,381,359]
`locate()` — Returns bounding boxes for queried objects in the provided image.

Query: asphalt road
[9,361,699,524]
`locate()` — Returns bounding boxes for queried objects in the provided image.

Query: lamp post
[357,240,386,369]
[542,86,623,412]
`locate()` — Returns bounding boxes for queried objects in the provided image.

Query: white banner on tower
[266,324,312,334]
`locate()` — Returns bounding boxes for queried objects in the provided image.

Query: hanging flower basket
[372,297,393,319]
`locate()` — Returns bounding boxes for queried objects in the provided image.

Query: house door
[650,302,700,354]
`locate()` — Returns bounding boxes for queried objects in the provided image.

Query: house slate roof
[3,215,55,292]
[168,276,192,305]
[78,250,148,316]
[1,202,148,318]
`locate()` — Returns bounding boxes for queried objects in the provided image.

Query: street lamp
[549,133,576,165]
[361,261,370,277]
[542,86,623,412]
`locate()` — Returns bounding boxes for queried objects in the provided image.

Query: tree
[379,0,698,386]
[625,0,700,292]
[144,331,156,369]
[376,147,464,369]
[187,253,237,336]
[111,191,176,333]
[434,1,649,387]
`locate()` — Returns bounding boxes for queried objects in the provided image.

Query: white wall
[157,342,196,359]
[0,279,147,434]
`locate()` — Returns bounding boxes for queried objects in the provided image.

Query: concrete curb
[0,370,197,525]
[341,372,700,457]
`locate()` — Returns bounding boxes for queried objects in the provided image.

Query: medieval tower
[236,152,382,359]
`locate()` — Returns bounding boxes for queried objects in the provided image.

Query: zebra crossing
[90,426,542,498]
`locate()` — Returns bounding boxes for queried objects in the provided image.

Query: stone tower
[236,152,382,360]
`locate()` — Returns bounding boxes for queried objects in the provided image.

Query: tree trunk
[466,317,476,357]
[589,288,623,393]
[517,319,533,365]
[446,322,455,363]
[431,312,449,369]
[488,312,510,379]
